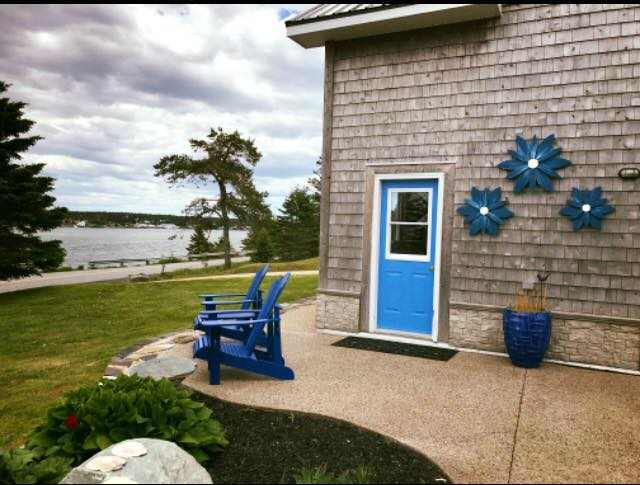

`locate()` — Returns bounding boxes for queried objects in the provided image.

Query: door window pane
[390,192,429,223]
[389,224,428,256]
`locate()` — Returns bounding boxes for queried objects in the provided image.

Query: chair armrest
[200,318,273,328]
[199,293,246,299]
[200,299,254,306]
[199,309,260,316]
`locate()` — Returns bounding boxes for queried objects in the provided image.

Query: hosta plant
[0,448,71,485]
[26,375,227,466]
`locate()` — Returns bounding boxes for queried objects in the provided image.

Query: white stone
[85,455,127,473]
[103,478,139,484]
[112,441,148,459]
[527,158,539,169]
[61,438,212,484]
[479,206,489,216]
[582,204,591,212]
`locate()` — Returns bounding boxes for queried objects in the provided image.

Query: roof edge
[285,4,411,27]
[286,4,502,49]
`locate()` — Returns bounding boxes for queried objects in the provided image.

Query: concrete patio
[176,304,640,484]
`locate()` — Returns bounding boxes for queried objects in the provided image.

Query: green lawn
[0,273,318,449]
[151,257,319,281]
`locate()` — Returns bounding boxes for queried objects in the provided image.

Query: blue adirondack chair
[194,265,269,343]
[193,273,294,385]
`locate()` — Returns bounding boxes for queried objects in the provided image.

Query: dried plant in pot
[503,273,552,368]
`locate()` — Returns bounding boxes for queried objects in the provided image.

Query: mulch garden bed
[192,392,450,484]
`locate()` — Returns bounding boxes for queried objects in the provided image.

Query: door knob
[429,265,435,272]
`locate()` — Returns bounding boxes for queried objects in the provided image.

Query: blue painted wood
[200,264,268,312]
[377,179,438,335]
[195,273,294,385]
[194,265,269,343]
[497,134,571,193]
[456,187,513,236]
[559,187,615,231]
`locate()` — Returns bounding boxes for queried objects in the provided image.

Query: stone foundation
[450,307,640,370]
[316,292,360,332]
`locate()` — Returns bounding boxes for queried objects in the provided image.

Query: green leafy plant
[294,465,375,484]
[0,448,71,485]
[26,375,227,466]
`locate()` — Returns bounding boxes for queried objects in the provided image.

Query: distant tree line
[64,211,245,229]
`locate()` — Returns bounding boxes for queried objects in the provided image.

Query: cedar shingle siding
[324,4,640,323]
[314,3,640,369]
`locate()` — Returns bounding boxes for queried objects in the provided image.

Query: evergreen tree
[274,187,320,261]
[155,127,268,269]
[251,228,275,263]
[0,81,67,280]
[241,206,275,259]
[186,225,216,255]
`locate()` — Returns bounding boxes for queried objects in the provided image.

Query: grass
[151,257,319,281]
[0,273,318,449]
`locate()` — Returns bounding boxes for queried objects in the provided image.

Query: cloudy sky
[1,4,323,214]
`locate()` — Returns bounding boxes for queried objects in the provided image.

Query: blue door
[377,179,439,335]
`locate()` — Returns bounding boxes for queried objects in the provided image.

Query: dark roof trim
[285,4,412,27]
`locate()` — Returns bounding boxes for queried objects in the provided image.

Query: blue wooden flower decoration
[457,187,514,236]
[559,187,614,231]
[498,134,571,193]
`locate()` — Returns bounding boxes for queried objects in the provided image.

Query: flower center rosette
[457,187,514,236]
[559,187,614,231]
[498,134,571,192]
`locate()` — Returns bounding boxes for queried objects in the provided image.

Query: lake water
[40,227,248,268]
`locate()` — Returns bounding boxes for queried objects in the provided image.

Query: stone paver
[128,356,196,381]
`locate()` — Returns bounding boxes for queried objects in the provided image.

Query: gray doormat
[331,336,458,361]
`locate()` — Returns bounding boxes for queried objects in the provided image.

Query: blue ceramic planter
[503,309,551,368]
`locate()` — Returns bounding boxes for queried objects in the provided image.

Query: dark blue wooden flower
[498,134,571,193]
[559,187,614,231]
[457,187,513,236]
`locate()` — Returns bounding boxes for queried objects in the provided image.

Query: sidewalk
[147,269,319,284]
[0,256,249,294]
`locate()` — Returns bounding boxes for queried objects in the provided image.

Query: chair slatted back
[242,264,269,309]
[244,273,291,352]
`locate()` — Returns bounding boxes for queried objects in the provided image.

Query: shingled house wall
[317,3,640,370]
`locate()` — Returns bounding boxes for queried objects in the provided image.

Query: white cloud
[2,4,323,214]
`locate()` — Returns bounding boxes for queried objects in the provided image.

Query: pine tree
[155,128,268,269]
[274,187,320,261]
[251,228,275,262]
[186,225,215,255]
[0,81,67,280]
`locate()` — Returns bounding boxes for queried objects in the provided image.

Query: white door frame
[369,172,445,342]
